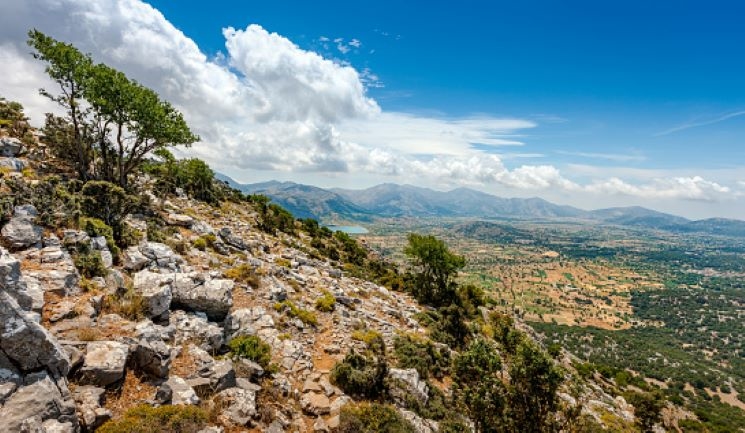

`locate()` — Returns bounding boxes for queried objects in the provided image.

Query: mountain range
[217,175,745,238]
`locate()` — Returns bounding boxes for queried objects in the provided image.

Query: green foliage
[97,404,207,433]
[337,402,416,433]
[430,304,471,349]
[274,300,318,326]
[224,263,261,288]
[0,176,80,229]
[253,199,296,235]
[331,335,388,399]
[315,290,336,312]
[28,30,198,186]
[227,335,272,369]
[73,249,107,278]
[80,180,137,241]
[79,216,120,262]
[452,323,564,433]
[507,340,564,432]
[452,338,506,433]
[144,150,222,204]
[404,233,465,307]
[624,391,663,432]
[0,97,31,142]
[393,334,450,380]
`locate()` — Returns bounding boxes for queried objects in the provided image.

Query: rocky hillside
[0,130,680,433]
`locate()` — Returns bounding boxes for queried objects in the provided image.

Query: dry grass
[169,344,197,378]
[104,371,158,420]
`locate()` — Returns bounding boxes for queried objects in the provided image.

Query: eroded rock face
[0,372,78,432]
[1,205,42,250]
[130,337,171,379]
[0,291,70,377]
[77,341,129,387]
[122,246,149,272]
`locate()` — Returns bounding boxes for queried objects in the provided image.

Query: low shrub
[315,290,336,312]
[80,216,121,263]
[227,335,272,369]
[331,337,387,399]
[97,404,207,433]
[337,402,415,433]
[73,250,107,278]
[224,263,261,288]
[274,300,318,326]
[393,334,450,379]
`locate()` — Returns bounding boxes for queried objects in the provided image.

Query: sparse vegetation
[97,404,207,433]
[273,300,318,326]
[227,335,272,369]
[315,290,336,312]
[337,402,416,433]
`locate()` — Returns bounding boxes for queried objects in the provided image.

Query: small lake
[326,225,369,234]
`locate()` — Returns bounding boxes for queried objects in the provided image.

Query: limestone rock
[0,137,22,157]
[0,247,42,313]
[216,387,257,426]
[0,373,78,432]
[300,392,331,416]
[130,337,171,379]
[122,246,149,272]
[156,376,200,405]
[166,213,194,227]
[0,157,25,172]
[140,242,183,270]
[1,205,42,250]
[218,227,248,251]
[78,341,129,387]
[133,270,173,318]
[399,409,439,433]
[171,274,233,321]
[191,220,214,235]
[170,310,224,352]
[388,368,429,407]
[72,385,112,431]
[0,291,70,377]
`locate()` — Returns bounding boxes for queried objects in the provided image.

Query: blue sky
[147,0,745,170]
[1,0,744,218]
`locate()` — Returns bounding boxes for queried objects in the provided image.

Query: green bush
[337,402,416,433]
[73,249,107,278]
[315,290,336,312]
[224,263,261,288]
[331,337,387,399]
[274,300,318,326]
[227,335,272,369]
[192,237,207,251]
[80,180,136,240]
[145,150,223,204]
[80,217,120,262]
[97,404,207,433]
[393,334,450,379]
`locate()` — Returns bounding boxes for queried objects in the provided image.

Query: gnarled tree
[28,29,198,186]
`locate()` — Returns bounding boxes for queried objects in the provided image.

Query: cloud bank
[0,0,740,207]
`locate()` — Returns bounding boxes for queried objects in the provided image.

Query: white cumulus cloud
[0,0,740,210]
